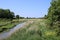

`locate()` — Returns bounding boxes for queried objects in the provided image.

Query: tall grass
[0,19,27,32]
[5,19,60,40]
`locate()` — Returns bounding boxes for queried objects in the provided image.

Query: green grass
[0,18,11,24]
[0,19,27,32]
[3,19,60,40]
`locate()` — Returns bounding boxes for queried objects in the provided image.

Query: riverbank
[5,19,44,40]
[5,19,60,40]
[0,20,34,40]
[0,19,26,33]
[0,22,26,40]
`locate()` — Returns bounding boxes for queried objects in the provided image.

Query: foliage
[5,19,60,40]
[47,0,60,36]
[0,9,15,19]
[0,19,26,32]
[16,15,20,19]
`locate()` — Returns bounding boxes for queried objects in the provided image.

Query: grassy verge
[5,19,60,40]
[0,19,27,32]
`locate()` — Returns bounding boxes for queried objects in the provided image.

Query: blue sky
[0,0,51,18]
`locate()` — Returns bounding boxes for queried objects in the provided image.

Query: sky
[0,0,51,18]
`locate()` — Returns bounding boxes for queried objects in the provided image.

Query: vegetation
[0,19,26,32]
[0,9,15,20]
[16,15,20,19]
[47,0,60,36]
[0,8,25,32]
[0,0,60,40]
[5,19,60,40]
[0,9,25,19]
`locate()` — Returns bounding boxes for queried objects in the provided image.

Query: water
[0,22,26,40]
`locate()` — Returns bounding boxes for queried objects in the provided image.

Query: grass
[2,19,60,40]
[0,19,27,32]
[0,18,11,25]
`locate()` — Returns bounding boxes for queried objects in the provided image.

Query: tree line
[0,9,14,19]
[47,0,60,35]
[0,9,24,20]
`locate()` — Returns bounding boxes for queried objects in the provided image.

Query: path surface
[0,22,27,40]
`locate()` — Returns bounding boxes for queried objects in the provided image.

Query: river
[0,22,26,40]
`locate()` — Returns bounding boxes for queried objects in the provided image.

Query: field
[0,19,27,32]
[4,19,60,40]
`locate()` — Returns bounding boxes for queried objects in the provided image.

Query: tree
[47,0,60,35]
[20,17,24,19]
[44,15,47,19]
[47,0,58,26]
[0,9,15,20]
[26,17,28,19]
[16,15,20,19]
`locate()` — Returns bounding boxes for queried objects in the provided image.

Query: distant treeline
[0,9,24,19]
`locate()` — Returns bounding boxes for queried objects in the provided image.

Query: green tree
[16,15,20,19]
[47,0,60,35]
[0,9,15,20]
